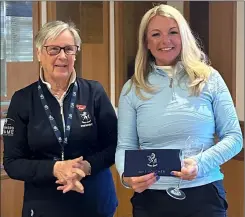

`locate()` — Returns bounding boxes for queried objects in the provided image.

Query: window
[0,1,41,110]
[1,1,34,97]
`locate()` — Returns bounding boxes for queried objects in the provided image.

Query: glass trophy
[166,136,204,200]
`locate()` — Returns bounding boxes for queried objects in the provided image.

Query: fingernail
[156,176,160,181]
[154,171,158,176]
[170,172,174,175]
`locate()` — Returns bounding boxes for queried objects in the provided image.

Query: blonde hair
[131,4,211,99]
[34,20,81,51]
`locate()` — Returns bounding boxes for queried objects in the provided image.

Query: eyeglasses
[43,45,79,56]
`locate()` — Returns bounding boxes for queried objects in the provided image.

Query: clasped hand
[53,156,90,194]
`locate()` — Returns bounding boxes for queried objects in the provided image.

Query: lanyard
[38,81,78,160]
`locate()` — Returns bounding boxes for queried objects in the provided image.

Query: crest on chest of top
[76,104,93,127]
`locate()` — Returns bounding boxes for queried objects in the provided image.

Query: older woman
[115,4,242,217]
[3,21,117,217]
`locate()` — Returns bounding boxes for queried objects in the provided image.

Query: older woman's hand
[55,171,84,194]
[123,172,159,193]
[55,160,91,193]
[53,157,86,193]
[171,158,198,181]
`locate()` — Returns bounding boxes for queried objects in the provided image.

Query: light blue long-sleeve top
[115,63,243,190]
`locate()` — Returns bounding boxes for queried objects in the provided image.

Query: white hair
[34,20,81,51]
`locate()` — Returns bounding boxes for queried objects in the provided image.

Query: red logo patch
[76,104,86,111]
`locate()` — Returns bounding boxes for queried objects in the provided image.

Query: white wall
[236,2,244,121]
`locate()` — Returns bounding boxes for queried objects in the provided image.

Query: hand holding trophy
[166,136,204,200]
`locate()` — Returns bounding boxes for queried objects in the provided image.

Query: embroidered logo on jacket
[2,118,15,136]
[77,105,93,127]
[76,104,86,112]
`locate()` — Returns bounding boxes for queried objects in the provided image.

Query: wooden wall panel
[209,3,243,217]
[1,175,24,217]
[54,1,110,95]
[222,160,244,217]
[209,2,237,102]
[80,2,104,44]
[81,43,110,94]
[80,2,110,95]
[189,2,209,54]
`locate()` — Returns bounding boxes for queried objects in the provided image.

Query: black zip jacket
[3,77,118,217]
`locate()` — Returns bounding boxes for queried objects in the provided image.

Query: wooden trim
[37,2,42,30]
[46,2,56,22]
[33,2,39,63]
[103,1,110,96]
[184,1,190,23]
[114,2,125,107]
[231,2,241,161]
[231,2,237,105]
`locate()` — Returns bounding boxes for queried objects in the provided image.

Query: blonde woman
[115,4,242,217]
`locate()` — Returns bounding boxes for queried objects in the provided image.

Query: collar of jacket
[38,73,77,98]
[39,69,76,92]
[150,61,184,77]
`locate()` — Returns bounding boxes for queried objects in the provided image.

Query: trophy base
[166,187,186,200]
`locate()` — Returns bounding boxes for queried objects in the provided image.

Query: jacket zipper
[169,77,176,101]
[60,101,65,160]
[169,78,173,88]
